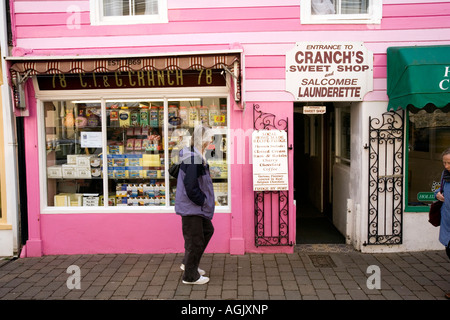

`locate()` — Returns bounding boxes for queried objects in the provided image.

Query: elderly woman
[435,147,450,299]
[175,125,215,285]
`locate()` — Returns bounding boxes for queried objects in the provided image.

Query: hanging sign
[252,130,289,191]
[286,42,373,101]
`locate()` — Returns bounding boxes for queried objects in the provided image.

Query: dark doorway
[293,103,345,244]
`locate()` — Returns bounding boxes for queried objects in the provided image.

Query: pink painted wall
[39,213,231,255]
[10,0,450,256]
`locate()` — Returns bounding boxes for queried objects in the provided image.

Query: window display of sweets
[43,97,228,209]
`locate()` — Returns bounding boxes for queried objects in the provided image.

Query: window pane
[341,0,368,14]
[45,101,104,207]
[103,0,159,16]
[106,100,166,206]
[408,109,450,207]
[103,0,129,17]
[135,0,159,15]
[311,0,336,15]
[311,0,369,15]
[167,98,228,207]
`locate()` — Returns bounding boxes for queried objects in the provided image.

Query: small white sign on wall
[252,130,289,191]
[303,106,326,114]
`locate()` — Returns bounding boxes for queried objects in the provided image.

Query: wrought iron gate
[364,111,404,245]
[253,104,292,246]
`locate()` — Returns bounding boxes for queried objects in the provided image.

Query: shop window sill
[40,206,231,214]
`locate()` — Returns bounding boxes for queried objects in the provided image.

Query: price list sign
[252,130,289,191]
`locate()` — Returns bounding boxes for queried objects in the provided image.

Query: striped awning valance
[10,53,239,75]
[9,52,241,109]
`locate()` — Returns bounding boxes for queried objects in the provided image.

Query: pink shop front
[9,52,296,257]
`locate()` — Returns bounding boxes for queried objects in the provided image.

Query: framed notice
[252,130,289,191]
[80,131,102,148]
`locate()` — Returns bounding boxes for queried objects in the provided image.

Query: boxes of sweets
[67,154,95,166]
[54,193,83,206]
[47,165,63,179]
[208,160,227,178]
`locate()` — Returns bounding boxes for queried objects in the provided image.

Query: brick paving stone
[282,280,298,291]
[189,290,205,300]
[268,285,284,296]
[312,279,328,289]
[299,284,315,296]
[222,289,237,300]
[348,288,368,300]
[316,289,335,300]
[238,285,253,296]
[253,280,268,291]
[285,290,302,300]
[159,290,176,299]
[253,291,269,299]
[127,290,145,300]
[329,284,347,294]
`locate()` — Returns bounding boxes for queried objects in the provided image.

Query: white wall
[332,163,350,238]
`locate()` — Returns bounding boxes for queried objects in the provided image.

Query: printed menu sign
[252,130,289,191]
[286,42,373,101]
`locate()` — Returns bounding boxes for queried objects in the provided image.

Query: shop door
[294,103,345,244]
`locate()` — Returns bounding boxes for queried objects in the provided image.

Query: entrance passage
[294,103,345,244]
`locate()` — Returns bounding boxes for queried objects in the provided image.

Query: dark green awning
[387,45,450,111]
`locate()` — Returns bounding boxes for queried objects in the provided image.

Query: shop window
[43,97,229,210]
[335,106,351,165]
[90,0,168,25]
[406,108,450,211]
[300,0,382,24]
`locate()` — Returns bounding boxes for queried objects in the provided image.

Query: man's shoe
[180,264,206,276]
[182,276,210,285]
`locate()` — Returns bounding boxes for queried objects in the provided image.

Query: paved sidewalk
[0,244,449,301]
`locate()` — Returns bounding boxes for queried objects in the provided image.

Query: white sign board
[303,106,326,114]
[252,130,289,191]
[286,42,373,101]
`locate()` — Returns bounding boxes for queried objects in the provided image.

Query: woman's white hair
[193,125,214,151]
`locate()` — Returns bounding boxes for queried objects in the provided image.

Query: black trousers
[446,241,450,260]
[181,215,214,282]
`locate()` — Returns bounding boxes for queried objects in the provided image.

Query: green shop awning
[387,45,450,111]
